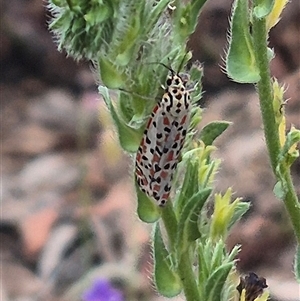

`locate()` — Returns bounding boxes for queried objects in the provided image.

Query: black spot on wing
[164,163,170,169]
[154,164,162,172]
[145,136,151,144]
[164,184,171,192]
[156,133,163,139]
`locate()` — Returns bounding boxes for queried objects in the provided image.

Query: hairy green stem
[161,203,178,250]
[252,13,300,243]
[252,17,280,172]
[161,206,200,300]
[178,254,200,301]
[280,165,300,243]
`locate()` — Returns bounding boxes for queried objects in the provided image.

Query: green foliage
[200,121,231,146]
[99,86,143,152]
[47,0,299,299]
[253,0,275,19]
[197,240,240,301]
[98,55,127,89]
[274,128,300,202]
[49,0,115,60]
[226,0,260,83]
[278,129,300,168]
[150,143,244,300]
[226,0,300,286]
[176,188,212,253]
[210,189,243,241]
[136,180,161,223]
[153,224,182,297]
[228,201,251,229]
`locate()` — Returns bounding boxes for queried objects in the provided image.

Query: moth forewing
[135,70,192,206]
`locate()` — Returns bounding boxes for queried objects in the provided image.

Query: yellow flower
[183,141,220,187]
[210,188,242,240]
[288,126,299,155]
[266,0,289,30]
[278,115,286,148]
[272,79,285,125]
[271,79,289,149]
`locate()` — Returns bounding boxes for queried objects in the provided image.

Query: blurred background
[1,0,300,300]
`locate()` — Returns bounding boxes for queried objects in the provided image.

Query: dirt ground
[1,0,300,300]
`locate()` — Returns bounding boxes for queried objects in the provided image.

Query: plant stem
[280,165,300,243]
[252,12,300,244]
[252,17,280,173]
[178,253,200,301]
[161,205,200,300]
[161,202,178,250]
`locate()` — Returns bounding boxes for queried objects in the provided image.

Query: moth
[135,66,191,206]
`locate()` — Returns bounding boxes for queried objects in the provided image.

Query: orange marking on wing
[167,150,174,161]
[162,193,170,200]
[175,133,181,141]
[163,116,170,126]
[152,105,159,114]
[180,115,187,125]
[153,154,160,163]
[160,170,169,179]
[153,184,160,192]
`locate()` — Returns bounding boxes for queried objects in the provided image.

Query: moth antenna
[157,63,176,75]
[144,62,176,74]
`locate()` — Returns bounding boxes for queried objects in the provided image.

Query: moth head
[161,72,190,117]
[166,72,189,89]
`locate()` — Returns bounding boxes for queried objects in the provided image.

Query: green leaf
[209,240,225,271]
[228,244,240,261]
[200,121,231,145]
[99,56,126,89]
[176,159,199,213]
[84,5,112,25]
[136,180,161,223]
[176,188,212,254]
[50,0,63,6]
[174,0,207,40]
[283,129,300,153]
[205,262,234,301]
[276,129,300,190]
[117,93,137,124]
[115,17,141,66]
[188,0,208,34]
[99,86,141,153]
[253,0,275,19]
[160,201,179,254]
[189,60,203,103]
[143,0,170,33]
[278,129,300,164]
[153,224,182,297]
[176,4,192,39]
[228,201,250,230]
[273,181,286,200]
[198,243,210,293]
[189,60,203,81]
[226,0,260,83]
[191,0,208,15]
[295,244,300,283]
[266,46,275,64]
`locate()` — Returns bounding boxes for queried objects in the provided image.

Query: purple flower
[82,279,124,301]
